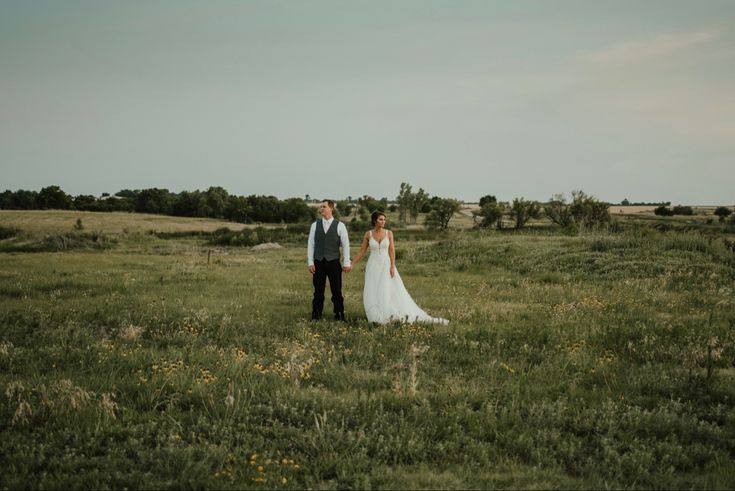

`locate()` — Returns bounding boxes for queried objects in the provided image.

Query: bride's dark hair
[371,210,387,226]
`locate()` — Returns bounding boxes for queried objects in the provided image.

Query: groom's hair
[321,199,335,209]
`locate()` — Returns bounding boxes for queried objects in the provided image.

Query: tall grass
[1,214,734,489]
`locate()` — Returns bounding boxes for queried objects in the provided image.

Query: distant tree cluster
[356,195,389,221]
[473,190,610,231]
[714,206,732,223]
[396,183,430,224]
[425,198,461,230]
[0,186,316,224]
[474,195,504,229]
[619,199,671,206]
[654,205,694,217]
[394,182,461,230]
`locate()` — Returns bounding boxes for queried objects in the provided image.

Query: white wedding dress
[363,231,448,325]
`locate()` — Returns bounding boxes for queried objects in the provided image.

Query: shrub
[473,202,505,230]
[569,190,610,230]
[0,232,115,252]
[544,194,574,228]
[672,205,694,216]
[0,226,21,240]
[714,207,732,223]
[425,198,461,230]
[510,198,541,229]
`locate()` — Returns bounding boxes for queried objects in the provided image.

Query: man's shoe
[311,312,322,321]
[334,312,346,322]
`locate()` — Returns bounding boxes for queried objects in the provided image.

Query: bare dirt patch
[608,206,658,215]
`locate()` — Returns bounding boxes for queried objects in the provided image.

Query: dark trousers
[312,259,344,318]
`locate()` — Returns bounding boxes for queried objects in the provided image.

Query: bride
[350,211,448,325]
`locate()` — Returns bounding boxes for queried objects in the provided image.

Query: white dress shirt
[307,218,351,268]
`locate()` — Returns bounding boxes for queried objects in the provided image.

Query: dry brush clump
[4,379,118,425]
[118,323,143,342]
[390,342,430,398]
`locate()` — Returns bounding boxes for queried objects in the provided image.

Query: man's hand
[342,266,352,273]
[308,265,316,274]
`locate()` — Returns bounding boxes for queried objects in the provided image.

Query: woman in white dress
[350,211,448,325]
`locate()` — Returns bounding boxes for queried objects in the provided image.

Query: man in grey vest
[307,199,351,321]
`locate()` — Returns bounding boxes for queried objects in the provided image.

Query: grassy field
[0,210,252,234]
[1,211,734,489]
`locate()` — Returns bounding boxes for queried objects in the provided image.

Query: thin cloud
[583,31,718,65]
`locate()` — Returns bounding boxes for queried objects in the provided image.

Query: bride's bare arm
[351,232,370,265]
[388,230,396,277]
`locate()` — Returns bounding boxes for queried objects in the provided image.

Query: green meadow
[1,210,734,489]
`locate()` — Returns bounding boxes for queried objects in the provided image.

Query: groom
[307,199,351,321]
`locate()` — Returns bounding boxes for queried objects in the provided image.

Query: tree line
[392,184,614,232]
[0,186,316,224]
[0,184,613,231]
[6,184,725,230]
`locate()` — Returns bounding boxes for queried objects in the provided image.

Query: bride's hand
[390,266,395,278]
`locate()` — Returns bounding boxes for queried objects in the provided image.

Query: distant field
[608,206,724,216]
[608,205,657,215]
[0,210,252,235]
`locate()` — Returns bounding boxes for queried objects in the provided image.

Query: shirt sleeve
[307,222,316,266]
[338,222,351,267]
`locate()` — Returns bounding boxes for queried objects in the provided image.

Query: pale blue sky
[1,1,733,204]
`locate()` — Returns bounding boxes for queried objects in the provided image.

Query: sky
[1,1,733,205]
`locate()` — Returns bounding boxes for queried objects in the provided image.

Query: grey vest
[314,219,341,262]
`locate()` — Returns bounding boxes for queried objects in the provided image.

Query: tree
[282,198,315,222]
[473,202,504,229]
[224,195,253,223]
[247,195,281,222]
[115,189,139,199]
[672,205,694,216]
[335,200,354,219]
[510,198,541,229]
[173,191,207,217]
[38,185,72,210]
[397,182,413,224]
[479,195,497,207]
[569,190,610,229]
[0,190,12,209]
[397,183,430,224]
[13,190,39,209]
[0,189,37,209]
[410,188,429,224]
[358,195,382,216]
[714,206,732,223]
[544,194,574,228]
[425,198,460,230]
[205,186,229,218]
[654,206,674,216]
[73,194,99,211]
[100,195,134,212]
[135,188,174,215]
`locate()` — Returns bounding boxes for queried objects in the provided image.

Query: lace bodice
[368,230,390,256]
